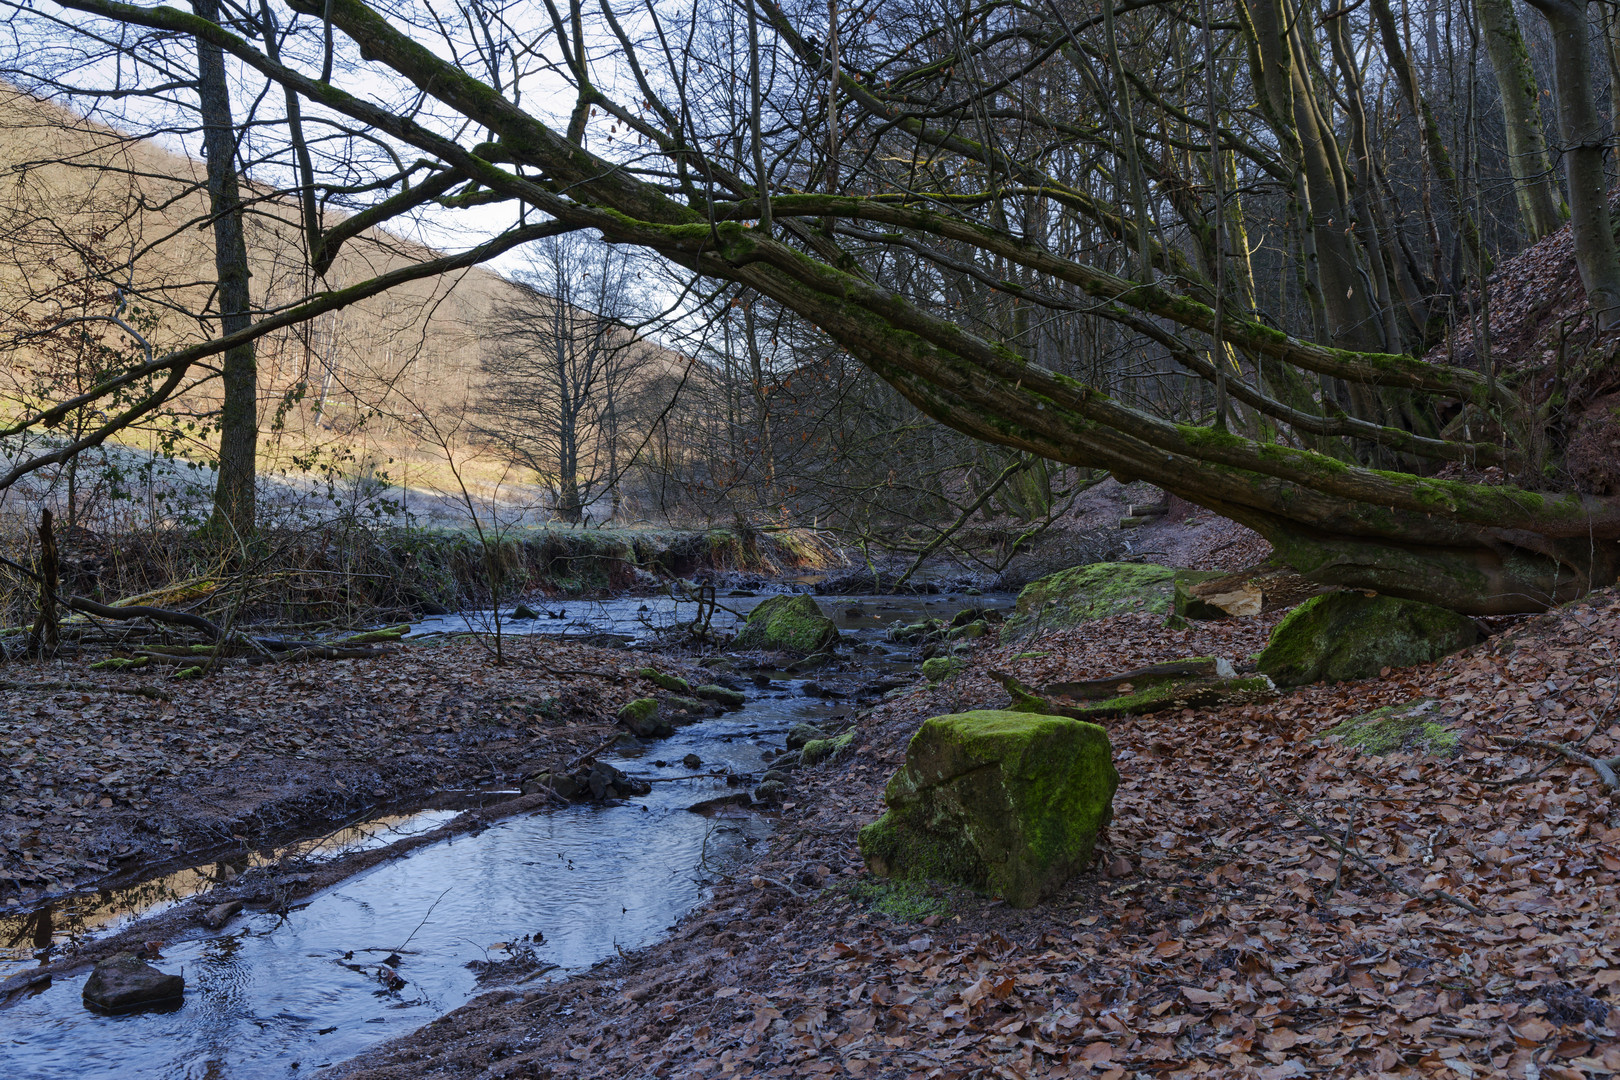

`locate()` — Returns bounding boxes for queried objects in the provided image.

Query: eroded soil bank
[338,596,1620,1080]
[0,638,634,911]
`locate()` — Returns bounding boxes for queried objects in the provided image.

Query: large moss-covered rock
[1003,563,1223,637]
[858,711,1118,908]
[734,594,840,654]
[1257,592,1479,687]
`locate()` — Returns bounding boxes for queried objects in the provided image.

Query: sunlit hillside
[0,87,689,523]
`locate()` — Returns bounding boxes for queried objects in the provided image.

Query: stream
[0,589,1009,1079]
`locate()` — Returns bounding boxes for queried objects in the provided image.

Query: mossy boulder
[1325,699,1459,757]
[801,729,855,765]
[734,594,841,654]
[638,667,691,694]
[1256,593,1479,687]
[617,698,673,738]
[921,656,965,682]
[694,683,746,708]
[1004,563,1223,637]
[858,711,1119,908]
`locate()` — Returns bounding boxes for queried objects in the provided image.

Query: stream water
[0,590,1007,1079]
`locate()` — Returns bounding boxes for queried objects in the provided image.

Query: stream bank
[0,587,1011,1077]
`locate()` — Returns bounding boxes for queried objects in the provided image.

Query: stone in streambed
[694,684,746,708]
[921,656,965,682]
[1256,592,1479,687]
[786,722,828,749]
[638,667,692,694]
[801,729,854,765]
[82,953,184,1012]
[859,710,1118,909]
[733,594,840,654]
[617,698,673,738]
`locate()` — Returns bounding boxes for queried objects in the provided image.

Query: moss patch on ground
[845,879,951,922]
[1325,699,1459,757]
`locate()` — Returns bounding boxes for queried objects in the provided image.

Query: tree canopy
[3,0,1619,611]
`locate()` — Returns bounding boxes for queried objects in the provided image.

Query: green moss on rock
[1005,563,1222,637]
[733,594,841,654]
[617,697,673,737]
[638,667,692,694]
[802,728,855,765]
[694,683,746,708]
[1325,699,1459,757]
[1257,593,1479,687]
[858,710,1119,908]
[921,656,966,682]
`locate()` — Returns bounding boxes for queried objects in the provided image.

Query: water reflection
[0,810,461,980]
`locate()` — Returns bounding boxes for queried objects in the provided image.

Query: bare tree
[477,234,650,523]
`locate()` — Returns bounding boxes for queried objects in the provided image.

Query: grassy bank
[0,521,840,635]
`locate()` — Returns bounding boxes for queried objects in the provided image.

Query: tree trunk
[1526,0,1620,327]
[195,0,258,539]
[1475,0,1565,240]
[1243,0,1383,353]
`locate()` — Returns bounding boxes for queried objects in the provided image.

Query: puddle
[0,808,467,981]
[0,593,1011,1079]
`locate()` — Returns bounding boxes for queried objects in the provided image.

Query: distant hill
[0,86,690,518]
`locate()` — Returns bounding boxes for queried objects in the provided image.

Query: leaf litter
[340,592,1619,1080]
[0,637,638,912]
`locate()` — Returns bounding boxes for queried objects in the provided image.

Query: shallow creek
[0,590,1007,1079]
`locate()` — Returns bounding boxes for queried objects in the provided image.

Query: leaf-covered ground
[0,638,641,910]
[341,594,1620,1079]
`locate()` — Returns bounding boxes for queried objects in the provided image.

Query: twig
[395,886,454,953]
[0,678,171,701]
[1259,776,1490,917]
[1489,735,1620,790]
[1326,800,1359,901]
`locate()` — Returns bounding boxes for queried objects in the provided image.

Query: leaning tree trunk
[1475,0,1565,240]
[194,0,258,539]
[112,0,1620,615]
[1526,0,1620,328]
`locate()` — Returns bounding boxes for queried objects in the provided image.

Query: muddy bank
[0,637,657,912]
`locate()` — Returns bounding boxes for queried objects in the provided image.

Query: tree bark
[1475,0,1565,240]
[1526,0,1620,327]
[195,0,258,540]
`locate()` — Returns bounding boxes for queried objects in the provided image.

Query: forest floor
[337,593,1620,1080]
[0,637,648,911]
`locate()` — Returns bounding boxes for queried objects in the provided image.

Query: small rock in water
[754,780,786,804]
[682,753,702,769]
[82,953,184,1012]
[201,900,243,930]
[511,603,540,620]
[844,606,864,618]
[786,722,828,749]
